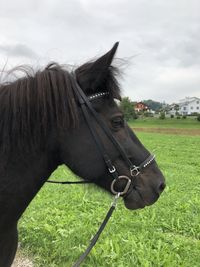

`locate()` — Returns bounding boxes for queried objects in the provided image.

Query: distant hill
[142,99,164,111]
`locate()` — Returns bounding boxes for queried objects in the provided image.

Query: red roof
[135,102,149,111]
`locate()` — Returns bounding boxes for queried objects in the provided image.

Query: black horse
[0,43,165,267]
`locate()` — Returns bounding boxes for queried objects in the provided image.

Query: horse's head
[59,43,165,210]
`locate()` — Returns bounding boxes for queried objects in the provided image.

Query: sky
[0,0,199,103]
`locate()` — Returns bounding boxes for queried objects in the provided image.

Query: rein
[47,73,155,266]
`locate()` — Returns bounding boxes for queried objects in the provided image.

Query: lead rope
[46,180,120,266]
[72,193,120,267]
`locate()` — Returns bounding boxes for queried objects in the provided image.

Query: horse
[0,42,165,267]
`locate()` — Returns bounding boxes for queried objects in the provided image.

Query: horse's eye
[111,116,124,129]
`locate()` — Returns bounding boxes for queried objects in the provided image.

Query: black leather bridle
[47,73,155,266]
[71,73,155,196]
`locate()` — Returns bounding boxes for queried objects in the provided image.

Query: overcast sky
[0,0,199,103]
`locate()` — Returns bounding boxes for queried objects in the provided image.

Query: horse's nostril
[158,182,166,193]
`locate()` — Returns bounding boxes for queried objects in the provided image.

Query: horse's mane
[0,62,120,153]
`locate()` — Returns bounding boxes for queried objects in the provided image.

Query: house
[134,102,149,112]
[168,103,179,115]
[179,97,200,115]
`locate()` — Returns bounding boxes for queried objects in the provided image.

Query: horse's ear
[76,42,119,92]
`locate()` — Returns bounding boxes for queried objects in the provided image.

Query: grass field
[129,117,200,129]
[18,121,200,267]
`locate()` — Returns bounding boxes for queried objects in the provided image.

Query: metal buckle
[111,176,132,196]
[108,165,116,173]
[130,166,140,177]
[111,192,121,207]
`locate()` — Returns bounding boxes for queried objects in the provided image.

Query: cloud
[0,0,199,103]
[0,44,38,59]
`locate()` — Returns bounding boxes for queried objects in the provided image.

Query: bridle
[47,73,155,266]
[71,73,155,195]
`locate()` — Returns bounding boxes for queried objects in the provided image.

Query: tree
[120,97,137,121]
[159,112,165,119]
[174,104,180,115]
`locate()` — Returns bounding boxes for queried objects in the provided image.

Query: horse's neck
[0,150,59,229]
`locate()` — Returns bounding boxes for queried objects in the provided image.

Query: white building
[179,97,200,115]
[168,104,179,116]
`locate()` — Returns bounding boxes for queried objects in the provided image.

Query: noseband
[47,73,155,266]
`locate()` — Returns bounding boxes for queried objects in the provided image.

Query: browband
[88,92,109,101]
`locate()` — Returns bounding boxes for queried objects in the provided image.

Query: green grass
[129,117,200,129]
[18,133,200,267]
